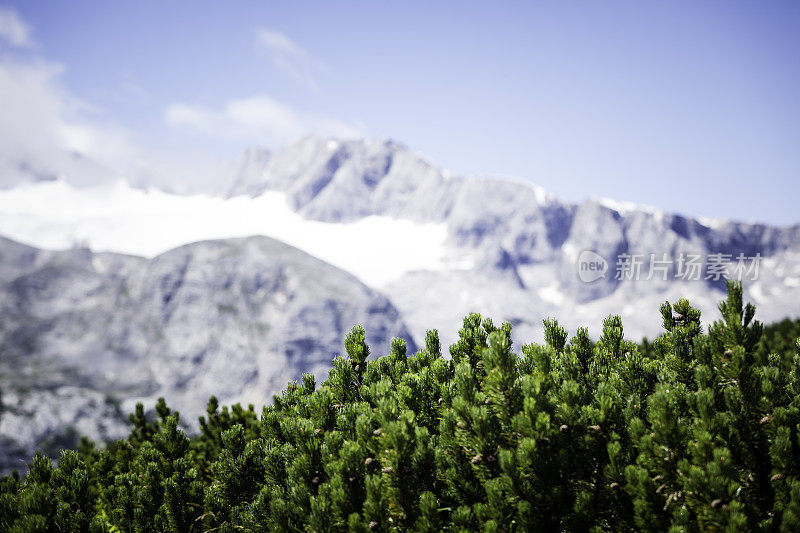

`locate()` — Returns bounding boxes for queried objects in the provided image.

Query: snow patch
[0,179,449,287]
[444,253,476,271]
[537,282,565,306]
[562,242,579,260]
[595,196,663,217]
[532,184,551,206]
[274,293,288,305]
[698,216,725,229]
[594,196,727,229]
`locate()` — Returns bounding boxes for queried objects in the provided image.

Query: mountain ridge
[228,135,800,229]
[220,135,800,348]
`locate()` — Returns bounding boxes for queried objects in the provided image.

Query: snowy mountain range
[1,135,798,470]
[224,136,800,344]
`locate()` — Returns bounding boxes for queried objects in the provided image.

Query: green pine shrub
[1,281,799,531]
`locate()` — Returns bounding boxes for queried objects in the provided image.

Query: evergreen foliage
[1,282,799,531]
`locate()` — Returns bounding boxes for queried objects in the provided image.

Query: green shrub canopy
[2,282,800,532]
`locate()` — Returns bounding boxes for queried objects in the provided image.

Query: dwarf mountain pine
[1,282,799,531]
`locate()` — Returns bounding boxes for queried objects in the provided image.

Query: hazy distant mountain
[224,135,800,346]
[0,235,415,473]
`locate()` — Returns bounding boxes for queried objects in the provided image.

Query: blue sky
[1,1,799,224]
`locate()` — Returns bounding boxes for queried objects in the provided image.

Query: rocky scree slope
[0,235,414,473]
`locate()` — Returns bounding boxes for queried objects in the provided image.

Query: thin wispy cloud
[257,28,307,57]
[0,10,355,195]
[0,5,32,47]
[164,95,361,147]
[255,28,319,90]
[0,56,147,188]
[0,8,125,188]
[0,9,202,193]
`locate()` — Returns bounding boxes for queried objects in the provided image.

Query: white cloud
[0,31,343,195]
[0,57,144,188]
[0,6,31,47]
[0,181,450,287]
[255,28,319,89]
[0,16,352,194]
[0,57,206,191]
[257,29,307,57]
[163,103,209,131]
[0,58,80,186]
[164,95,361,147]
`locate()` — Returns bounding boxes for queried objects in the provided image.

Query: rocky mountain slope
[227,136,800,346]
[0,235,414,473]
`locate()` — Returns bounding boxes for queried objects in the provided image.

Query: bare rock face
[0,235,415,473]
[225,135,800,346]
